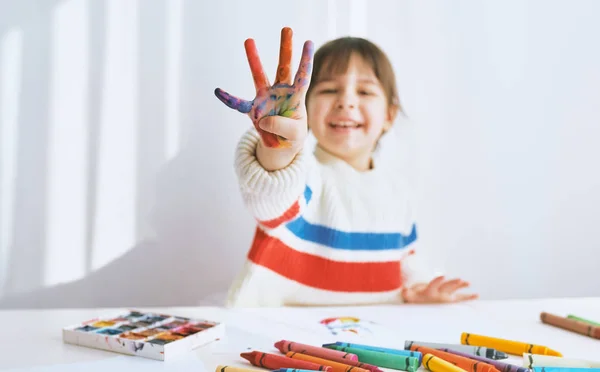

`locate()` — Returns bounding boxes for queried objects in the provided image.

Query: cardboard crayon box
[62,309,225,361]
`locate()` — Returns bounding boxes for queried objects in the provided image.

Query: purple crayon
[440,348,529,372]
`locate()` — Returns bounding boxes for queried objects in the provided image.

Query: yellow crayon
[422,354,467,372]
[461,333,562,357]
[216,365,262,372]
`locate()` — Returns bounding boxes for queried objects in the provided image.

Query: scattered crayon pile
[216,312,599,372]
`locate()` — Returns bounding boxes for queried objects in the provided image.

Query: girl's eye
[358,90,372,96]
[319,89,337,94]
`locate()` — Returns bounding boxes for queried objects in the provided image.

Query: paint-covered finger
[214,88,253,113]
[244,38,270,91]
[274,27,293,85]
[293,40,315,91]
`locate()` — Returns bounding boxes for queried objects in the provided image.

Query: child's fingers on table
[294,40,315,94]
[258,116,304,141]
[423,275,445,296]
[438,278,468,294]
[274,27,293,85]
[453,293,479,302]
[214,88,253,113]
[244,38,270,91]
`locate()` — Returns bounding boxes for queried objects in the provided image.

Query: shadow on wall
[0,0,253,308]
[0,148,233,308]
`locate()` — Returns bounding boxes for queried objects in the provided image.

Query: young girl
[215,27,478,307]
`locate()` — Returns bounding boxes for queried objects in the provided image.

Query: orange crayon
[423,354,468,372]
[241,351,332,371]
[461,333,562,357]
[286,352,369,372]
[409,345,498,372]
[275,340,358,362]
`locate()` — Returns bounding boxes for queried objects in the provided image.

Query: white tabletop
[2,298,599,371]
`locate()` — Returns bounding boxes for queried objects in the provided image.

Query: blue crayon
[323,342,422,364]
[533,369,600,372]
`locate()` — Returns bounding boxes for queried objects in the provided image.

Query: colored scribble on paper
[320,317,376,336]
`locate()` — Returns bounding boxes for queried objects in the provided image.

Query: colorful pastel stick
[276,340,358,362]
[461,332,562,357]
[566,314,600,327]
[216,366,261,372]
[523,353,600,369]
[294,352,383,372]
[404,341,508,360]
[408,345,496,372]
[423,354,467,372]
[541,312,600,340]
[532,368,600,372]
[440,348,528,372]
[286,352,369,372]
[274,370,332,372]
[324,342,422,363]
[240,351,332,371]
[323,345,419,372]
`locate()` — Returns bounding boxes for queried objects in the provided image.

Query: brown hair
[306,37,400,110]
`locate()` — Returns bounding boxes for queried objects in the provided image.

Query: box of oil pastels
[62,309,225,361]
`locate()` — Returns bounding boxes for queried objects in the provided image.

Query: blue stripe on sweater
[285,218,417,250]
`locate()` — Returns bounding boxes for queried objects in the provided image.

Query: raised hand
[402,276,479,304]
[215,27,314,148]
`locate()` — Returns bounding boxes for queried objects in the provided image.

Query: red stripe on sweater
[247,227,402,292]
[258,200,301,229]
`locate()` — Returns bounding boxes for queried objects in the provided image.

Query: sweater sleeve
[235,128,312,229]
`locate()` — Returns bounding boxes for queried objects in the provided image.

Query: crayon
[408,345,497,372]
[276,340,358,362]
[323,345,419,372]
[423,353,468,372]
[540,312,600,340]
[532,368,600,372]
[523,353,600,369]
[274,370,325,372]
[460,332,562,357]
[286,352,369,372]
[240,351,332,371]
[440,348,528,372]
[566,314,600,327]
[216,366,261,372]
[304,353,383,372]
[404,341,508,360]
[324,342,422,363]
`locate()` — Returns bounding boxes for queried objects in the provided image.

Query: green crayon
[324,345,419,372]
[566,314,600,327]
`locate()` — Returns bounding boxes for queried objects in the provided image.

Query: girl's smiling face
[307,53,396,171]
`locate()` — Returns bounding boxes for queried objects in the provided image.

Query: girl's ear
[383,103,400,132]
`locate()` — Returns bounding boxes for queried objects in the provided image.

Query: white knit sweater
[226,128,437,307]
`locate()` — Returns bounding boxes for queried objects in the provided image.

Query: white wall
[0,0,598,309]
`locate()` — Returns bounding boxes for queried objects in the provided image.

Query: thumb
[258,116,304,142]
